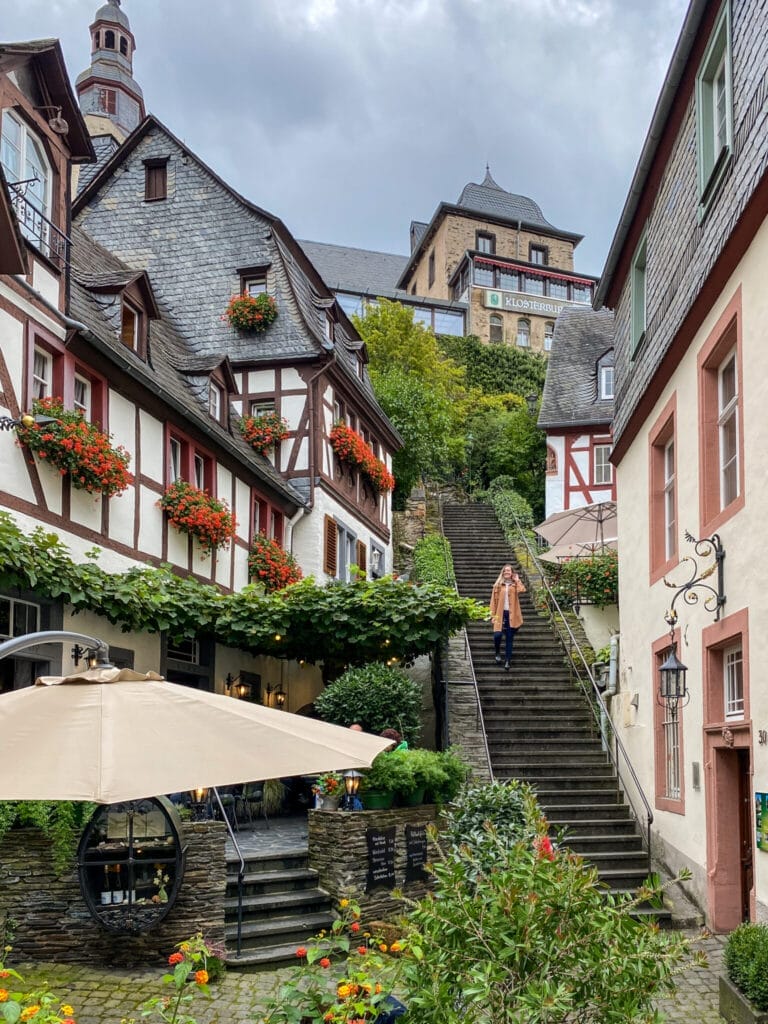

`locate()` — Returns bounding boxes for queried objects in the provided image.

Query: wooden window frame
[703,608,750,729]
[475,231,496,255]
[529,243,548,266]
[696,0,733,217]
[144,158,168,202]
[592,443,613,486]
[698,288,744,536]
[26,325,107,427]
[631,228,648,357]
[166,426,215,493]
[648,394,677,583]
[239,264,270,296]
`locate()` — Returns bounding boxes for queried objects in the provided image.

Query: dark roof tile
[539,306,615,428]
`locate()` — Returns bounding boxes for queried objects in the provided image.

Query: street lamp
[341,770,363,811]
[526,393,538,418]
[658,615,689,706]
[0,412,59,431]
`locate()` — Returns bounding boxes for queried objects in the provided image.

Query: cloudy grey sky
[7,0,688,276]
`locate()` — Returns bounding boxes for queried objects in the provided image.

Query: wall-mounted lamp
[224,673,251,699]
[71,644,103,670]
[189,787,209,820]
[265,682,286,708]
[526,392,538,418]
[658,531,726,708]
[0,412,59,432]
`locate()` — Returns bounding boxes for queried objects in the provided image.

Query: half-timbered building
[538,306,615,517]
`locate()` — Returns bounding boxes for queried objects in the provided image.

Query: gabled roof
[69,226,305,510]
[0,166,27,274]
[0,40,94,161]
[538,306,615,429]
[594,0,709,308]
[397,169,582,289]
[299,239,409,296]
[78,267,160,319]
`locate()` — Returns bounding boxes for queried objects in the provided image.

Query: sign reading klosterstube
[366,826,396,891]
[484,289,571,316]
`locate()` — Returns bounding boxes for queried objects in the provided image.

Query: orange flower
[0,990,8,1002]
[194,969,208,985]
[319,957,331,968]
[350,921,360,932]
[295,947,308,958]
[357,945,368,955]
[379,944,388,953]
[390,942,402,952]
[168,952,184,965]
[21,1007,40,1021]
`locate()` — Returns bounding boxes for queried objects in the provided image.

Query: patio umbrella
[538,538,618,564]
[535,501,617,552]
[0,666,391,803]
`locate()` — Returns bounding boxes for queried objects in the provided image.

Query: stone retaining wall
[308,806,439,923]
[0,822,227,966]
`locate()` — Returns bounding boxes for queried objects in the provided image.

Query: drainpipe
[284,504,307,556]
[600,633,619,753]
[304,351,337,508]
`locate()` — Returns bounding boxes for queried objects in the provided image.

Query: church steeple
[75,0,145,141]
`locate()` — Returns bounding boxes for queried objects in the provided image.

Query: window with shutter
[324,515,338,577]
[356,540,367,577]
[144,160,168,201]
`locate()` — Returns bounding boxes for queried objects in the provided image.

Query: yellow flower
[339,898,349,908]
[61,1007,75,1016]
[21,1007,40,1021]
[337,984,351,998]
[0,990,8,1002]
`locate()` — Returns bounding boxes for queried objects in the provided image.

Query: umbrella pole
[212,787,245,958]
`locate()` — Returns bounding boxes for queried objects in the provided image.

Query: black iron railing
[7,183,70,271]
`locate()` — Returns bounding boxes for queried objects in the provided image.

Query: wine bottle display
[111,865,124,905]
[100,865,111,905]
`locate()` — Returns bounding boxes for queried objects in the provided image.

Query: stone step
[225,867,320,897]
[548,817,639,837]
[523,774,619,791]
[224,887,331,921]
[533,801,632,821]
[226,851,309,874]
[225,942,311,970]
[560,833,645,855]
[531,787,621,806]
[225,910,335,950]
[501,761,611,776]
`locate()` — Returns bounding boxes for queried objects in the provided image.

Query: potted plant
[159,480,237,554]
[223,292,278,333]
[721,923,768,1023]
[248,532,303,592]
[313,772,344,810]
[238,410,289,456]
[15,396,133,497]
[360,752,414,810]
[429,748,470,804]
[407,749,449,807]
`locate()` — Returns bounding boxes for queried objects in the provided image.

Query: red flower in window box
[248,532,303,592]
[239,411,289,456]
[15,397,133,497]
[329,423,394,493]
[223,292,278,333]
[159,479,237,554]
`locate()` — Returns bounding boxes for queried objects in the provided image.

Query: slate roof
[409,221,428,252]
[298,240,409,296]
[94,0,131,30]
[456,168,558,233]
[77,136,120,194]
[69,226,306,509]
[538,306,615,429]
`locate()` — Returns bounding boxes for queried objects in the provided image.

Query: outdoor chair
[236,781,270,829]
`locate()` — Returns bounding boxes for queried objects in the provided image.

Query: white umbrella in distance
[0,667,391,803]
[535,501,618,552]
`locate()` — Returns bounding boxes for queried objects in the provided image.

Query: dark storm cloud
[5,0,688,275]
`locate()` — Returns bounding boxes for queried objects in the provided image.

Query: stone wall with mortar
[0,822,227,966]
[308,806,439,923]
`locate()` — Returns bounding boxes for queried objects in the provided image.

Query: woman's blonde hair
[493,564,515,587]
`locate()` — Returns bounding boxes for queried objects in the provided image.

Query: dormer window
[239,265,270,296]
[357,353,365,380]
[121,300,141,350]
[599,364,615,400]
[209,380,224,422]
[104,29,115,49]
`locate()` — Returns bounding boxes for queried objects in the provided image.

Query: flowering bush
[223,292,278,332]
[159,480,236,554]
[0,959,77,1024]
[544,549,619,608]
[239,411,289,456]
[263,899,404,1024]
[16,397,132,497]
[248,533,303,592]
[312,772,343,798]
[330,423,395,494]
[135,934,212,1024]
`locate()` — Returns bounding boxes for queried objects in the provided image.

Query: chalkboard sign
[366,826,396,891]
[405,823,428,883]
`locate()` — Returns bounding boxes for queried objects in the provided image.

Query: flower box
[238,411,288,455]
[16,397,133,497]
[330,423,394,493]
[720,974,768,1024]
[223,292,277,332]
[248,533,302,592]
[159,480,236,554]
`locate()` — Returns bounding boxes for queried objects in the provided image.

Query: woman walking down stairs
[442,502,665,917]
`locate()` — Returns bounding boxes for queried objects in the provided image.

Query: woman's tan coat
[490,580,526,632]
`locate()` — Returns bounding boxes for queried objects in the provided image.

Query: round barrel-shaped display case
[77,796,187,934]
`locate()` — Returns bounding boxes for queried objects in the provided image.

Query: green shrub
[487,485,535,532]
[0,800,96,876]
[725,923,768,1009]
[443,779,533,852]
[413,534,455,588]
[314,663,422,745]
[359,750,417,796]
[544,549,619,609]
[487,475,517,495]
[400,824,698,1022]
[435,748,471,803]
[405,747,469,803]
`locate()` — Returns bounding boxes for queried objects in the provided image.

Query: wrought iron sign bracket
[663,531,726,627]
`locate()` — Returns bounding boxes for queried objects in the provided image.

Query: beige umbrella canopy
[538,538,618,564]
[0,666,391,803]
[535,501,617,553]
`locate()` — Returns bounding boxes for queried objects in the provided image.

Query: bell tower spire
[75,0,145,141]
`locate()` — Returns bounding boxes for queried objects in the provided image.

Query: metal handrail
[504,505,654,872]
[436,489,494,782]
[7,183,70,270]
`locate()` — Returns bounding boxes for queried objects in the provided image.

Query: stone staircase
[442,502,657,907]
[224,847,334,969]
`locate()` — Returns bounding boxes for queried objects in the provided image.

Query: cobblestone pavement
[17,930,726,1024]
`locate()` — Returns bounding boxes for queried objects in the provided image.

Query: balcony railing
[7,183,70,272]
